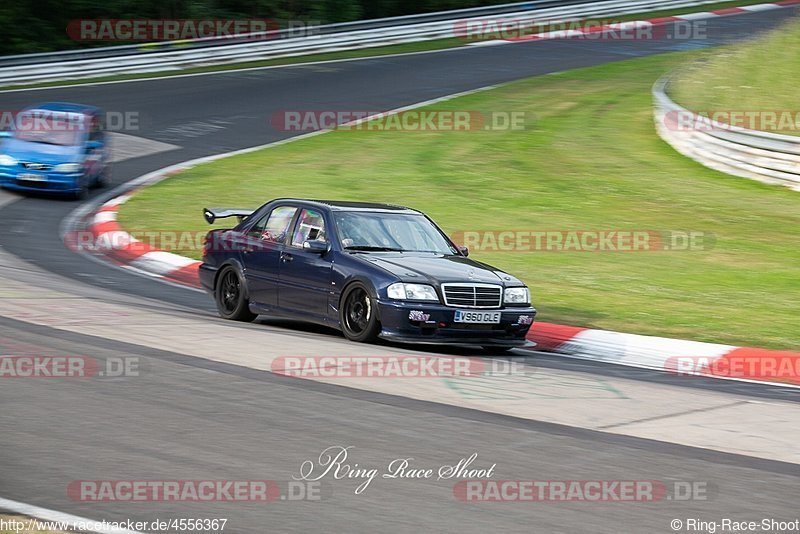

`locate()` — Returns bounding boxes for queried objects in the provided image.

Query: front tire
[215,266,257,322]
[340,282,381,343]
[72,177,89,200]
[94,166,109,189]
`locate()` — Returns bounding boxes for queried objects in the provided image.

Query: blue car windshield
[14,113,85,146]
[334,211,457,254]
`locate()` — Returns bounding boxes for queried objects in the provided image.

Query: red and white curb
[76,192,800,389]
[74,191,203,287]
[464,0,800,45]
[529,322,800,388]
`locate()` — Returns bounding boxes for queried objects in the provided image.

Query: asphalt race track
[1,10,799,534]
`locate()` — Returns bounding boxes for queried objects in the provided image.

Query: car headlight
[0,155,16,166]
[504,287,530,305]
[53,163,82,173]
[387,283,439,302]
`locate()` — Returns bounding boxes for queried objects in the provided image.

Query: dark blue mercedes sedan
[199,199,536,350]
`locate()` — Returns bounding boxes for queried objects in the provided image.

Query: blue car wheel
[73,176,90,200]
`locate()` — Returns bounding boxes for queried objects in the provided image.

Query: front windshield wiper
[344,246,406,252]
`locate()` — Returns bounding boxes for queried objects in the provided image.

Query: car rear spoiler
[203,207,255,225]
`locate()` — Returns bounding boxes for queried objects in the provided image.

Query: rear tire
[215,266,257,322]
[340,282,381,343]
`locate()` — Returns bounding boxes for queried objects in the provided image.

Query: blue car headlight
[0,155,16,166]
[53,163,82,173]
[504,287,530,305]
[387,283,439,302]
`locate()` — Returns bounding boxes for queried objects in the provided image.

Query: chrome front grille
[22,162,53,171]
[441,283,502,309]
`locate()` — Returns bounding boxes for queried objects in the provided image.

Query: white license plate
[18,173,47,182]
[454,310,502,324]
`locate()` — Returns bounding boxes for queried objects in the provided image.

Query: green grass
[670,16,800,133]
[118,52,800,351]
[1,0,769,92]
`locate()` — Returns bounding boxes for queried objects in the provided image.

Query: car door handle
[281,252,293,263]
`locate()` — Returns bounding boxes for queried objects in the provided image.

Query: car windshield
[334,211,457,254]
[13,112,85,147]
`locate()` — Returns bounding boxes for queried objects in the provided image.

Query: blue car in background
[0,102,108,199]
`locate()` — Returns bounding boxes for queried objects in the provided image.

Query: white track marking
[107,133,180,164]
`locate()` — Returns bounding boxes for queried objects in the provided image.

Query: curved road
[0,9,791,308]
[1,10,799,533]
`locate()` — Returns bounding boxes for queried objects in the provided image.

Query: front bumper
[0,170,84,194]
[377,300,536,347]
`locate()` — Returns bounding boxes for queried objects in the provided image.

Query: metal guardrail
[653,77,800,191]
[0,0,735,86]
[0,1,569,67]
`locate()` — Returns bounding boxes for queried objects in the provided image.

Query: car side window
[291,209,326,247]
[246,213,270,239]
[247,206,297,243]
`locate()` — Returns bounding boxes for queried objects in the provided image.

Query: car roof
[271,199,421,214]
[25,102,101,115]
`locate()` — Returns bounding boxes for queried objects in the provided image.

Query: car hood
[355,252,524,287]
[1,138,82,164]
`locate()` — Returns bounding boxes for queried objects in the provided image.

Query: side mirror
[0,131,11,139]
[303,240,329,254]
[86,140,102,150]
[458,246,469,257]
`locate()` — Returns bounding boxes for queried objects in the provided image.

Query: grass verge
[670,16,800,134]
[118,51,800,350]
[1,0,771,92]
